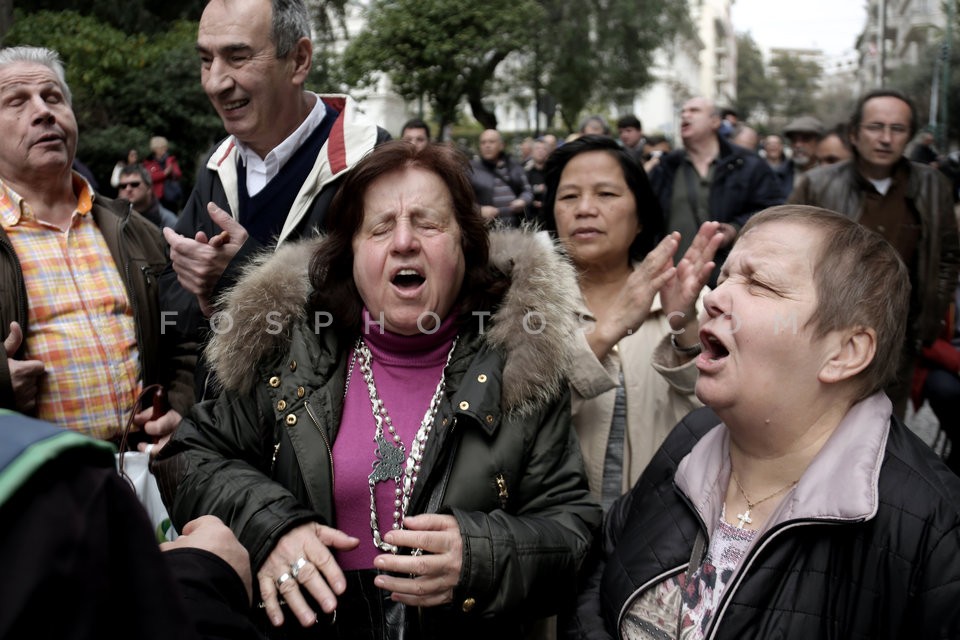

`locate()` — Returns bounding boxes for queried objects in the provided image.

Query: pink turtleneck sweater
[333,310,458,569]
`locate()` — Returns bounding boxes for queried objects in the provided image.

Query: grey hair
[271,0,311,58]
[0,46,72,104]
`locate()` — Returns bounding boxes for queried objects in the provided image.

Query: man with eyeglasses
[117,164,177,230]
[790,89,960,417]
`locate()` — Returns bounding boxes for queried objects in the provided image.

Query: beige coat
[569,291,704,500]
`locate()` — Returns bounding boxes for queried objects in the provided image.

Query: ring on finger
[291,556,308,579]
[275,572,293,589]
[409,547,424,579]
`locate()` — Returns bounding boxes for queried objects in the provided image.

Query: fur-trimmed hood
[205,229,580,414]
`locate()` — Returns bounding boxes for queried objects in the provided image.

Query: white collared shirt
[234,92,327,196]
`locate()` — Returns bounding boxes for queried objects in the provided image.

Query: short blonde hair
[149,136,168,153]
[740,205,910,400]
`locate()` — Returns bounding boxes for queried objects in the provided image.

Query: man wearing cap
[776,115,824,198]
[789,89,959,417]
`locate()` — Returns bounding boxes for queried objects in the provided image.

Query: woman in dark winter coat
[154,140,601,639]
[569,205,960,639]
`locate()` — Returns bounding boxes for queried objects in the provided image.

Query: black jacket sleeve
[165,548,263,640]
[0,454,262,640]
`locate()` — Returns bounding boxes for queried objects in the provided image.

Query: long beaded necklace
[354,337,457,553]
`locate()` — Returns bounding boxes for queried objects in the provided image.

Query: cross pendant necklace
[731,469,798,530]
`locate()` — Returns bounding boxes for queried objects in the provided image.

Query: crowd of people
[2,0,960,638]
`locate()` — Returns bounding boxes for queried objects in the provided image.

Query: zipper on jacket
[118,203,148,384]
[617,565,690,631]
[617,488,710,633]
[419,415,458,516]
[703,518,850,640]
[304,400,335,493]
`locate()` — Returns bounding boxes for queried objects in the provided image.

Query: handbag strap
[117,383,163,477]
[675,529,706,638]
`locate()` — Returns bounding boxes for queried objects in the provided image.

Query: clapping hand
[660,221,724,335]
[163,203,249,317]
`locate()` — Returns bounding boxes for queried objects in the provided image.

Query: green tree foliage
[887,3,960,146]
[3,2,352,195]
[734,33,774,122]
[540,0,692,132]
[341,0,691,134]
[341,0,543,134]
[21,0,202,34]
[4,10,220,195]
[769,51,823,120]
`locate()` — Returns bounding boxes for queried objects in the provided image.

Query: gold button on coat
[285,414,297,426]
[277,400,287,411]
[268,376,280,388]
[461,597,476,613]
[297,386,305,398]
[459,401,470,411]
[289,361,297,371]
[477,374,487,383]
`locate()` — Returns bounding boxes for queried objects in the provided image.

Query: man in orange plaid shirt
[0,46,194,446]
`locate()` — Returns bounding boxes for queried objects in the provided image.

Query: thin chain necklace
[730,469,797,529]
[354,337,457,553]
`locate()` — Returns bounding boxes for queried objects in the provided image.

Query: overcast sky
[730,0,868,59]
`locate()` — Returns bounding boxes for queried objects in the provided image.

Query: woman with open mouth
[569,205,960,639]
[154,140,600,639]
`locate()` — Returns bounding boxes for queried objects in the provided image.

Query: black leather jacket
[790,158,960,349]
[569,406,960,640]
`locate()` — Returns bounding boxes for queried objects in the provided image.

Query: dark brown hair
[308,140,500,331]
[850,88,919,139]
[541,134,663,261]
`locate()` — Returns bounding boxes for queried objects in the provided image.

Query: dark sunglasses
[119,181,141,189]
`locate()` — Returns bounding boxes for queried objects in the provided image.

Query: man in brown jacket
[0,46,193,443]
[789,89,960,415]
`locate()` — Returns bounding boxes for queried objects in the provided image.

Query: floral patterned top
[620,508,757,639]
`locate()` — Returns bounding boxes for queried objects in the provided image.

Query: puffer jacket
[0,190,195,417]
[569,403,960,640]
[154,230,602,637]
[789,158,960,350]
[469,155,534,217]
